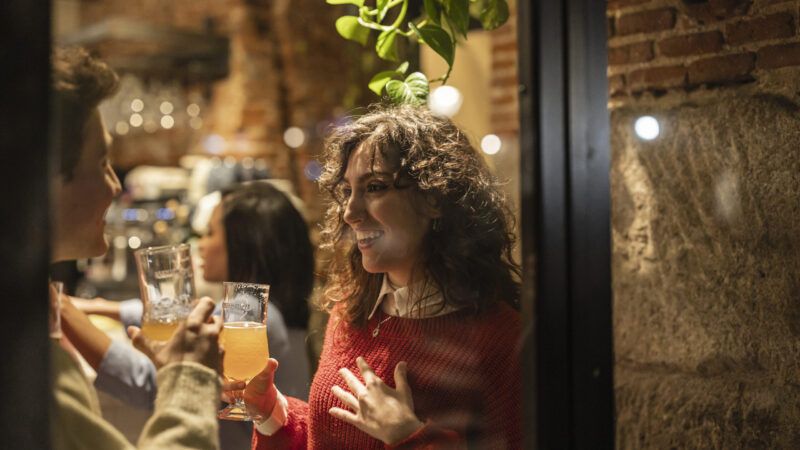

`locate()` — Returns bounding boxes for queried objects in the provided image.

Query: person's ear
[421,194,442,219]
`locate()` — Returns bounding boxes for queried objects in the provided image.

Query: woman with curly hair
[244,105,523,449]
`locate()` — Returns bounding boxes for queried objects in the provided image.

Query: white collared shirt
[367,274,459,320]
[256,275,459,436]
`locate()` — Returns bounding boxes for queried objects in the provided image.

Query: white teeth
[355,231,383,241]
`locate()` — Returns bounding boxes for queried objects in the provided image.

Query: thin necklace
[372,310,396,338]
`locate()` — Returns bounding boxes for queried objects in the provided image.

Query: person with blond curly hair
[244,105,522,449]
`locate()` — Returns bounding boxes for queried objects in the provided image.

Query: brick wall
[78,0,373,220]
[608,0,800,99]
[490,3,519,136]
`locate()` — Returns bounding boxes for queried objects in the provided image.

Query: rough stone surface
[612,89,800,448]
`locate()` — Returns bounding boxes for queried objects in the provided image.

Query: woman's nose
[343,193,363,225]
[108,165,122,196]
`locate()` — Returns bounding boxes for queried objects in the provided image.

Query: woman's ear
[421,194,442,219]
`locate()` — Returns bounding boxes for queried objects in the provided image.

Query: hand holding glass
[134,244,195,342]
[219,282,270,421]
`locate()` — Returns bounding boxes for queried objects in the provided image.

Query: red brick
[491,75,518,87]
[688,53,755,85]
[492,41,518,53]
[493,59,516,70]
[616,8,676,36]
[628,65,686,91]
[658,31,723,57]
[683,0,751,24]
[756,42,800,69]
[608,0,655,11]
[608,41,654,65]
[609,74,626,95]
[725,13,795,46]
[608,16,615,38]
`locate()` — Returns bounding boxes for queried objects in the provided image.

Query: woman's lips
[355,230,384,249]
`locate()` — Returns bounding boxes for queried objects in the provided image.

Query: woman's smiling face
[341,144,434,286]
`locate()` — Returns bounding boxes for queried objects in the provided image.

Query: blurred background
[51,0,521,303]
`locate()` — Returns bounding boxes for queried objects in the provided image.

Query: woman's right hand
[244,358,280,419]
[128,297,223,372]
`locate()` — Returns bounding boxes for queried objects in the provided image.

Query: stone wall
[608,0,800,447]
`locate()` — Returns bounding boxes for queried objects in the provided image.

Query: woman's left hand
[329,357,424,445]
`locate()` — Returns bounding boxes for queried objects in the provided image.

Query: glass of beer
[134,244,195,342]
[219,281,270,421]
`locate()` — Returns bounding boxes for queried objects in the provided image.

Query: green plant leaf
[443,0,469,37]
[480,0,509,30]
[335,16,370,46]
[424,0,441,25]
[410,23,454,66]
[377,0,391,22]
[376,29,399,61]
[368,70,401,96]
[385,72,429,105]
[396,61,409,74]
[326,0,365,5]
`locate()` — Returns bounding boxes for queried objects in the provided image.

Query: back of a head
[222,182,314,328]
[51,47,118,181]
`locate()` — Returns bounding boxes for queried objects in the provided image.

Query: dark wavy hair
[221,182,314,328]
[51,47,119,180]
[318,104,520,326]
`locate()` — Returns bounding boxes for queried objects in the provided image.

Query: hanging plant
[328,0,509,105]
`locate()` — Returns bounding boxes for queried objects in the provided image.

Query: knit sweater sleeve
[136,361,222,449]
[252,396,309,450]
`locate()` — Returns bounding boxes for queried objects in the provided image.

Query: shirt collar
[367,274,458,319]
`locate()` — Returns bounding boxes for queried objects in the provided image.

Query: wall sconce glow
[304,160,323,181]
[284,126,306,148]
[127,236,142,250]
[187,103,200,117]
[131,99,144,112]
[115,121,130,135]
[159,101,174,115]
[189,117,203,130]
[634,116,660,140]
[129,113,143,127]
[203,134,225,154]
[428,86,463,118]
[481,134,502,155]
[161,115,175,129]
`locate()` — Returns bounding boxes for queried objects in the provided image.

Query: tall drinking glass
[219,282,270,421]
[134,244,195,342]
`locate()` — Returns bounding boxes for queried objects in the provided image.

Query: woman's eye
[366,183,387,193]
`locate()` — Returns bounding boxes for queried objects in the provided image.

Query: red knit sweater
[251,302,522,449]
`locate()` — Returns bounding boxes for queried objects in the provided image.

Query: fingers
[331,385,359,410]
[356,356,379,386]
[249,358,279,392]
[222,379,247,391]
[209,314,223,333]
[393,361,413,404]
[128,326,157,361]
[338,367,367,398]
[186,297,216,330]
[328,407,360,427]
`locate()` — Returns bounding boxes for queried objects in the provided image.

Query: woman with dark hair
[50,47,223,450]
[245,104,522,449]
[64,181,315,401]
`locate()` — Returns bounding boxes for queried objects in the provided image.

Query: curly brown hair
[318,104,520,326]
[51,47,119,180]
